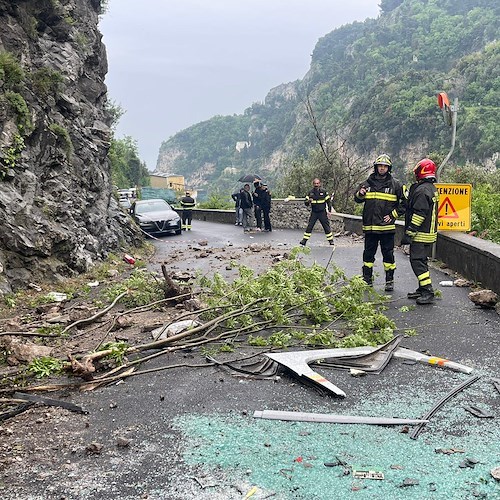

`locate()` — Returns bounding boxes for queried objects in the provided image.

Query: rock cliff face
[0,0,141,294]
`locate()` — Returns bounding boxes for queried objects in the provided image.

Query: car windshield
[135,200,172,214]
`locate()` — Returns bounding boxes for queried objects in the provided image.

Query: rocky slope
[0,0,141,294]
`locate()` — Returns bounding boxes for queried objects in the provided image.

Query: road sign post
[433,93,462,260]
[436,93,459,182]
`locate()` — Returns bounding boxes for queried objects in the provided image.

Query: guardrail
[176,201,500,294]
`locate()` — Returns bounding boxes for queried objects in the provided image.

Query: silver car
[130,199,181,236]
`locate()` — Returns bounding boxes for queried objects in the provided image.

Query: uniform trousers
[304,210,332,236]
[362,233,395,265]
[409,242,433,290]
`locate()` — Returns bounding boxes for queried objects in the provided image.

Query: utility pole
[433,93,459,259]
[436,93,459,182]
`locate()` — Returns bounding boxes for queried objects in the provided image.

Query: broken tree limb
[98,291,194,344]
[62,291,129,334]
[147,302,236,341]
[64,307,264,383]
[0,397,33,404]
[0,402,34,421]
[161,264,190,301]
[12,392,87,414]
[5,360,216,393]
[127,298,268,353]
[0,332,61,338]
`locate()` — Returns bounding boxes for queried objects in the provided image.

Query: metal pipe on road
[253,410,429,426]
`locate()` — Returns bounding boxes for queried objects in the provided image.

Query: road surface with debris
[1,221,499,499]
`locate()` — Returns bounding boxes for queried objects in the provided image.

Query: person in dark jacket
[180,191,195,230]
[260,183,272,232]
[239,183,254,232]
[354,154,406,291]
[403,158,439,305]
[231,189,243,226]
[252,181,264,231]
[300,178,334,246]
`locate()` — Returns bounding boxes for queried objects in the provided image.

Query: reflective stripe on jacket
[180,196,195,210]
[305,188,332,213]
[354,173,405,233]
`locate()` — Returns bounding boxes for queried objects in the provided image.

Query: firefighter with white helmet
[354,153,406,291]
[404,158,439,305]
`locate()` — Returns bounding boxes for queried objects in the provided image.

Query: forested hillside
[156,0,499,194]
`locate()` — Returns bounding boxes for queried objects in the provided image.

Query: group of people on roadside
[298,154,439,305]
[232,181,272,232]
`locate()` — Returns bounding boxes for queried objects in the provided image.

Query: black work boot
[385,269,394,292]
[407,289,422,299]
[299,239,307,246]
[416,288,435,305]
[362,265,373,285]
[328,240,335,246]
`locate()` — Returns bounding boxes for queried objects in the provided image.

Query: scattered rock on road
[468,289,498,309]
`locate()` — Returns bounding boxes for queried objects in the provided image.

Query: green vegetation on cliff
[109,136,150,189]
[157,0,499,200]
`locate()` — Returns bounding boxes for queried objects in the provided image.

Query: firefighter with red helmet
[354,154,406,291]
[404,158,439,305]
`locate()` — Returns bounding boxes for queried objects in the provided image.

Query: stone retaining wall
[188,199,344,233]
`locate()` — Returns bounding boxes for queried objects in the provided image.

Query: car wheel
[175,229,181,235]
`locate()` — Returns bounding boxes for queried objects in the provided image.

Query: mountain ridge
[155,0,499,193]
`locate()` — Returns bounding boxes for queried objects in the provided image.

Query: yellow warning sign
[435,183,472,231]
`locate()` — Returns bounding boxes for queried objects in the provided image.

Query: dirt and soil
[0,235,308,498]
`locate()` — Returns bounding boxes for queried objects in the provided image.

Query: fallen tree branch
[1,360,216,393]
[62,291,129,334]
[0,332,61,338]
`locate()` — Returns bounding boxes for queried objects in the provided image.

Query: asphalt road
[5,221,500,500]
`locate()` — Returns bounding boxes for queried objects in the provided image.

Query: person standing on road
[403,158,439,305]
[261,183,272,232]
[300,178,334,246]
[354,154,406,291]
[180,191,195,230]
[240,183,254,232]
[252,181,264,231]
[231,188,243,226]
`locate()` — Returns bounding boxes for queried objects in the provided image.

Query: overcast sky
[100,0,380,171]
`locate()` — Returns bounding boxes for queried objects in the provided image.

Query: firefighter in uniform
[180,191,195,230]
[354,154,406,291]
[404,158,439,305]
[300,178,334,246]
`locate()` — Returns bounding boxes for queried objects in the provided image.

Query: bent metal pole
[253,410,429,426]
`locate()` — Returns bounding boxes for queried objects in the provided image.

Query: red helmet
[413,158,436,180]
